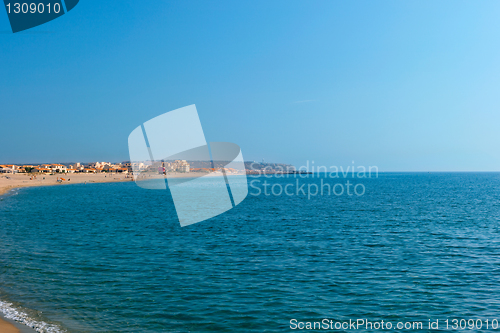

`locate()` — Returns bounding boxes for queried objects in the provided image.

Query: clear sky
[1,0,500,171]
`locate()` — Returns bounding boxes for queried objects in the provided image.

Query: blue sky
[1,0,500,171]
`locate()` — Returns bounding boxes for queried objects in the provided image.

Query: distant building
[161,160,190,173]
[129,162,146,171]
[177,160,190,173]
[89,162,111,169]
[116,168,129,174]
[0,165,17,173]
[32,167,51,173]
[50,164,67,172]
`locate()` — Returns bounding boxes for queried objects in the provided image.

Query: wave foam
[0,300,65,333]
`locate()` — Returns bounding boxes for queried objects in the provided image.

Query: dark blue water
[1,173,500,332]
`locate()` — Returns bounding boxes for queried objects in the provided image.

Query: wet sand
[0,318,19,333]
[0,313,37,333]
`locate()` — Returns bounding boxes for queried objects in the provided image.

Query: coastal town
[0,161,298,175]
[0,160,298,198]
[0,161,190,175]
[0,162,126,174]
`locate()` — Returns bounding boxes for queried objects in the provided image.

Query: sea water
[1,173,500,332]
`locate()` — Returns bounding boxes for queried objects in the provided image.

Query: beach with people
[0,173,134,197]
[0,159,252,199]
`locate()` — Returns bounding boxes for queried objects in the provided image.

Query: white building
[162,160,190,173]
[89,162,111,169]
[50,164,68,173]
[0,165,17,173]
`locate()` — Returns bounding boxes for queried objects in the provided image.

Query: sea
[1,173,500,332]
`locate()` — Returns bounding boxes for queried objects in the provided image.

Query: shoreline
[0,315,22,333]
[0,173,135,198]
[0,311,37,333]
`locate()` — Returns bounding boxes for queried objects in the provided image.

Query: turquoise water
[1,173,500,332]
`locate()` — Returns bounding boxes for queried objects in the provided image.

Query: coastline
[0,299,60,333]
[0,313,36,333]
[0,173,134,198]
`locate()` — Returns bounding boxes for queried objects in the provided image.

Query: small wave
[0,300,65,333]
[0,188,20,199]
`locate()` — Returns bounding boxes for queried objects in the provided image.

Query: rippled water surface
[1,173,500,332]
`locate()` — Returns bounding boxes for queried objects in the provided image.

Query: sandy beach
[0,173,135,197]
[0,318,20,333]
[0,313,36,333]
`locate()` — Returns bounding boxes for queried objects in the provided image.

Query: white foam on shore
[0,300,65,333]
[0,188,21,201]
